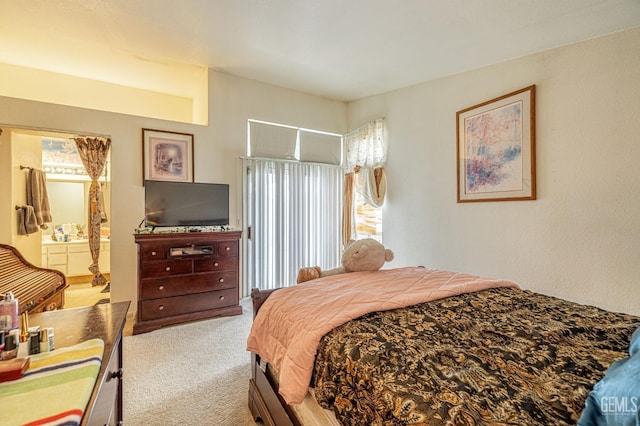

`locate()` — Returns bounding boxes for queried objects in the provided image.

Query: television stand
[133,231,242,334]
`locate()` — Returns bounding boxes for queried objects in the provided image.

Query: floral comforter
[311,287,640,425]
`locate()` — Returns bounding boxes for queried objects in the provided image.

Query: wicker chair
[0,244,68,314]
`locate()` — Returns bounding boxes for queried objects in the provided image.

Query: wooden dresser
[133,231,242,334]
[29,301,130,426]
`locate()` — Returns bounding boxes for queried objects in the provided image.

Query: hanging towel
[17,205,39,235]
[26,168,52,229]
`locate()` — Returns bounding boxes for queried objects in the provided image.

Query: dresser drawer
[139,288,238,321]
[84,336,122,425]
[141,259,192,277]
[48,253,67,265]
[140,271,237,299]
[140,245,166,261]
[194,256,238,273]
[47,245,68,254]
[67,243,90,253]
[217,240,238,257]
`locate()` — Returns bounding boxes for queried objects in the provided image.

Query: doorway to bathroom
[7,127,111,309]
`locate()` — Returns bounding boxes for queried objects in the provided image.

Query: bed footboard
[248,287,299,425]
[249,353,299,425]
[250,287,281,318]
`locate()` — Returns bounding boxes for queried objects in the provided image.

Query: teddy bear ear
[385,249,394,262]
[343,240,356,251]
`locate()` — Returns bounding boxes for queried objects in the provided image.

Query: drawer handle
[225,246,231,251]
[158,305,164,311]
[110,368,124,380]
[218,278,224,283]
[46,302,57,311]
[219,296,225,301]
[151,251,157,256]
[165,266,171,271]
[214,262,219,267]
[158,285,164,291]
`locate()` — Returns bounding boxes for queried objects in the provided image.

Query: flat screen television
[144,180,229,227]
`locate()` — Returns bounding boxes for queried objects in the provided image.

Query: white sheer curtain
[356,167,387,208]
[243,158,343,295]
[344,117,386,169]
[344,118,387,207]
[342,118,388,242]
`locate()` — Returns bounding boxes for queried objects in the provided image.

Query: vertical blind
[243,158,343,295]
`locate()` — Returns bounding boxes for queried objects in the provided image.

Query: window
[354,175,383,242]
[247,119,342,165]
[242,120,343,295]
[343,118,387,244]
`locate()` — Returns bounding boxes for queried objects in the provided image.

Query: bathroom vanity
[41,240,110,277]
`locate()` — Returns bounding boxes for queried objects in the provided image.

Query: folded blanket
[0,338,104,426]
[579,327,640,425]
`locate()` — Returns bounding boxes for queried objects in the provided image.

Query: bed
[246,267,640,425]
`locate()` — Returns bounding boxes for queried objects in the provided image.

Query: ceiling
[1,0,639,102]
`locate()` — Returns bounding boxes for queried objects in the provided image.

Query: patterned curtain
[73,137,111,286]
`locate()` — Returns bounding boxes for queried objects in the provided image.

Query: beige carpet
[123,298,260,426]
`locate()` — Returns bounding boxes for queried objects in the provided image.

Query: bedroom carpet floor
[123,298,260,425]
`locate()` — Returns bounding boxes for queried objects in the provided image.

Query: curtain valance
[344,117,386,169]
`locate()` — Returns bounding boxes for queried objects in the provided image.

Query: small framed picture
[142,128,194,183]
[456,85,536,202]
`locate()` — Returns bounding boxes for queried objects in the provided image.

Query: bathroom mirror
[47,181,85,226]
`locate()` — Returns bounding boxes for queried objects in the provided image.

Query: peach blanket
[246,266,519,404]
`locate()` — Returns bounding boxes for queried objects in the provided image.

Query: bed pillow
[578,327,640,425]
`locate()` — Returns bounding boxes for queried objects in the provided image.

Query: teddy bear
[296,238,394,284]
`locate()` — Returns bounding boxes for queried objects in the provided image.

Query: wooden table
[29,301,130,426]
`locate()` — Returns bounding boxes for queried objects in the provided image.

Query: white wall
[10,132,43,262]
[348,28,640,316]
[0,130,11,244]
[0,62,200,124]
[2,28,637,318]
[0,70,346,310]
